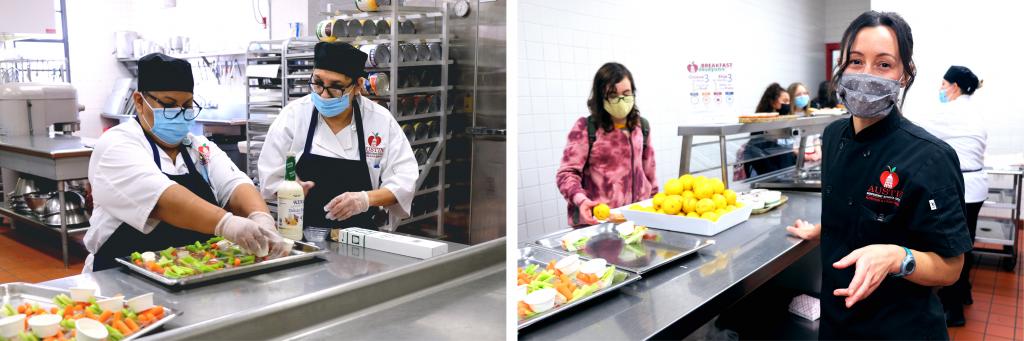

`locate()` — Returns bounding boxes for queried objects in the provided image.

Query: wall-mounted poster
[686,61,734,113]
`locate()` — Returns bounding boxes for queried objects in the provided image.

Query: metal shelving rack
[975,168,1021,271]
[244,4,452,236]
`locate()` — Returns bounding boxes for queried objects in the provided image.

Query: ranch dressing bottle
[277,153,304,240]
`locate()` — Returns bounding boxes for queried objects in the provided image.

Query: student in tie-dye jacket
[556,63,657,227]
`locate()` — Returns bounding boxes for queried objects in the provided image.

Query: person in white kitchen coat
[258,42,416,231]
[913,65,987,326]
[83,53,290,272]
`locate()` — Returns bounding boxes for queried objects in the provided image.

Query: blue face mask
[312,92,351,118]
[939,88,949,103]
[143,100,195,145]
[795,94,810,109]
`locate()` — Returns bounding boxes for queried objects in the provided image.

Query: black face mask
[779,103,791,115]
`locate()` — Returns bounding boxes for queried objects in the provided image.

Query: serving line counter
[37,237,505,340]
[520,192,822,340]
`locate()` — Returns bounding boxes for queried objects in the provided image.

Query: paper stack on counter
[788,294,820,321]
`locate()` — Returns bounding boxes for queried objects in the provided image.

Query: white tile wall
[517,0,830,241]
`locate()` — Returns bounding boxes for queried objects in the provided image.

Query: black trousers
[938,201,983,308]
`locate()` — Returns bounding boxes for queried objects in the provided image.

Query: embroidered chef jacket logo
[879,165,899,189]
[865,165,903,207]
[365,132,385,160]
[196,143,211,165]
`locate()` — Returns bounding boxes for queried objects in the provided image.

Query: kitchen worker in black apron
[785,11,972,340]
[83,53,291,272]
[258,42,418,231]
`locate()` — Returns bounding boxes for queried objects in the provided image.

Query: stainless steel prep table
[520,192,821,340]
[37,237,505,340]
[0,135,92,267]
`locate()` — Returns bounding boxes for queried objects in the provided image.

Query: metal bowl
[23,192,51,216]
[10,178,39,197]
[43,209,89,226]
[42,191,85,216]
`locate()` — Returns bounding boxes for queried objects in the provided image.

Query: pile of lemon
[629,174,742,222]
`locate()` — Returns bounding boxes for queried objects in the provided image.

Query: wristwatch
[892,246,916,278]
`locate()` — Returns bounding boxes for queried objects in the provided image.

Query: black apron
[295,105,380,231]
[93,129,216,271]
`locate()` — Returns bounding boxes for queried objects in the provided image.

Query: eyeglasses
[144,92,202,120]
[309,78,354,98]
[606,95,635,104]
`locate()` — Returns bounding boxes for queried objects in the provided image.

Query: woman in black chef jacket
[785,11,972,340]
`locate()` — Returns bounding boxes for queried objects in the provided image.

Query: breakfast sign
[686,61,736,114]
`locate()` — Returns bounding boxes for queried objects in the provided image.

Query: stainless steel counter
[520,192,822,340]
[38,237,505,340]
[0,135,92,159]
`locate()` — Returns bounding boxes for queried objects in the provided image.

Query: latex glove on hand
[247,211,293,258]
[574,194,599,225]
[324,191,370,222]
[214,213,269,256]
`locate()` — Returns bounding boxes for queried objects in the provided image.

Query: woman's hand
[577,198,600,225]
[832,244,904,308]
[785,219,821,240]
[295,176,315,196]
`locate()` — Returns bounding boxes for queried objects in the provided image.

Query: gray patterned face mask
[837,73,902,118]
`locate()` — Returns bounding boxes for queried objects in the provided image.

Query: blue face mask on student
[939,88,950,103]
[795,94,810,109]
[143,100,194,145]
[312,92,351,117]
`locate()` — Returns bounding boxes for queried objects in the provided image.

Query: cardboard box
[333,227,448,259]
[618,199,752,236]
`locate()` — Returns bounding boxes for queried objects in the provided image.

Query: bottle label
[278,196,304,239]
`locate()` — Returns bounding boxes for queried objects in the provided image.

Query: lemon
[715,208,726,216]
[686,211,700,218]
[696,198,715,215]
[725,205,736,212]
[652,192,667,209]
[664,179,683,195]
[629,204,644,210]
[642,206,657,212]
[662,196,683,215]
[702,211,719,222]
[710,178,726,194]
[682,197,698,214]
[712,194,727,210]
[723,189,737,205]
[593,203,610,221]
[694,183,713,199]
[679,174,695,191]
[681,190,695,199]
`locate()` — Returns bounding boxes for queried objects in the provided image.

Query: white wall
[517,0,828,241]
[869,0,1024,156]
[67,0,275,138]
[824,0,869,43]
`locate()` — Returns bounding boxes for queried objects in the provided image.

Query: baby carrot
[124,318,140,332]
[98,310,112,323]
[113,320,132,335]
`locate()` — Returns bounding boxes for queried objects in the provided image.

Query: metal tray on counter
[531,223,715,274]
[116,240,327,287]
[517,245,639,330]
[0,282,180,340]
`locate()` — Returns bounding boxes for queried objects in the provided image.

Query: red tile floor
[0,220,86,284]
[948,235,1024,341]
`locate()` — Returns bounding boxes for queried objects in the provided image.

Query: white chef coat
[82,120,252,272]
[911,95,988,203]
[257,95,416,231]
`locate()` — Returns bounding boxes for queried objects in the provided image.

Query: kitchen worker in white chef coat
[911,65,987,326]
[83,53,290,272]
[258,42,416,231]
